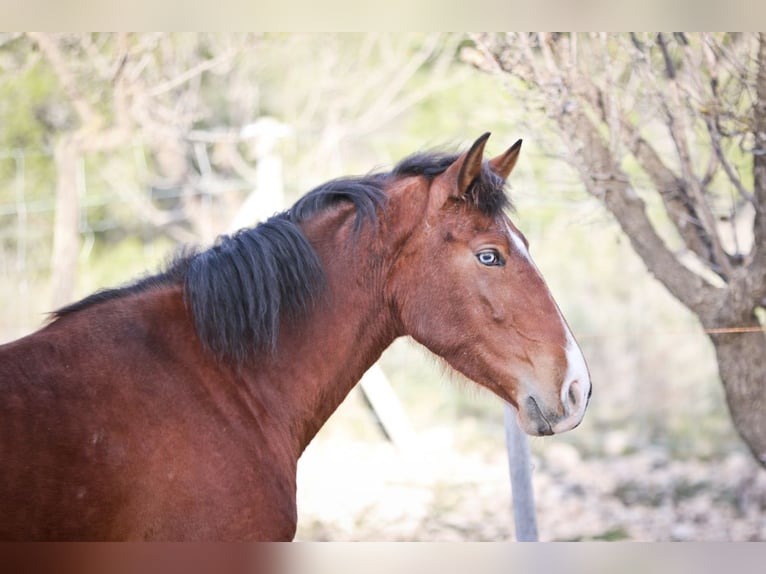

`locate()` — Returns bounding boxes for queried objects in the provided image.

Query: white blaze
[505,222,591,427]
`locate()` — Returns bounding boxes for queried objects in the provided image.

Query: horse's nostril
[563,379,583,413]
[568,382,579,408]
[587,385,593,400]
[567,382,577,407]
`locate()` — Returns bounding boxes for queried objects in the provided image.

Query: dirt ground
[295,427,766,541]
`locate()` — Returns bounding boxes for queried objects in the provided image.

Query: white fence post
[504,403,538,541]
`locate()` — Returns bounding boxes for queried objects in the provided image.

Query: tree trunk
[50,136,81,310]
[705,313,766,466]
[568,97,766,468]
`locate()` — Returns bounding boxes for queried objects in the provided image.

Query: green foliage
[0,57,58,150]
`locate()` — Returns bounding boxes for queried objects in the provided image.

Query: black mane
[52,148,510,361]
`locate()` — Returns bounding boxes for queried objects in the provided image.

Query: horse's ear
[443,132,491,198]
[488,139,522,180]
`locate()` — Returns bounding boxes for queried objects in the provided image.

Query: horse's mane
[52,150,509,361]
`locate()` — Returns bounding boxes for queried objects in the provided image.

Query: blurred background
[1,33,765,540]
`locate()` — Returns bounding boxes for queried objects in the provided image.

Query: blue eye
[477,250,504,266]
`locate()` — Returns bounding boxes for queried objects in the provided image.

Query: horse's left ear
[488,139,522,180]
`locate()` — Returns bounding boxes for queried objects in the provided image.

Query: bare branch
[571,59,736,278]
[78,34,113,80]
[620,119,713,257]
[678,35,755,206]
[748,32,766,302]
[97,162,198,245]
[474,33,721,312]
[705,114,756,204]
[600,34,622,158]
[517,33,548,86]
[356,35,442,127]
[27,33,98,128]
[351,35,467,139]
[146,49,236,98]
[657,33,677,79]
[560,106,720,313]
[648,36,735,278]
[111,33,130,84]
[700,146,720,188]
[538,33,563,82]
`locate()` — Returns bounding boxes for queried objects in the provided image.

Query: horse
[0,133,591,541]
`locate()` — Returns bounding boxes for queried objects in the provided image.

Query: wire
[579,325,766,340]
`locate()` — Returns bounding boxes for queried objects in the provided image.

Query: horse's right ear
[441,132,491,199]
[488,139,522,180]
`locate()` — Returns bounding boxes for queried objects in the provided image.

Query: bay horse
[0,133,591,541]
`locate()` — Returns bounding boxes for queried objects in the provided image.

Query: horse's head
[386,133,591,436]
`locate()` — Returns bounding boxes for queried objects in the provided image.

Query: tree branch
[704,113,755,205]
[146,49,235,98]
[660,55,735,279]
[657,33,677,79]
[27,33,98,128]
[619,34,736,279]
[475,33,721,313]
[686,34,755,205]
[557,106,720,314]
[620,119,715,260]
[747,33,766,303]
[561,41,732,279]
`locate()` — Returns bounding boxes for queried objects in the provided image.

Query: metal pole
[504,403,539,541]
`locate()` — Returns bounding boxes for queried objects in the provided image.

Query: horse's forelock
[393,151,512,216]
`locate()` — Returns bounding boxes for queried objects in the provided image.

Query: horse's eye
[477,250,504,267]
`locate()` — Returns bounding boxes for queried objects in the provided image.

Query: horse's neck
[241,211,403,458]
